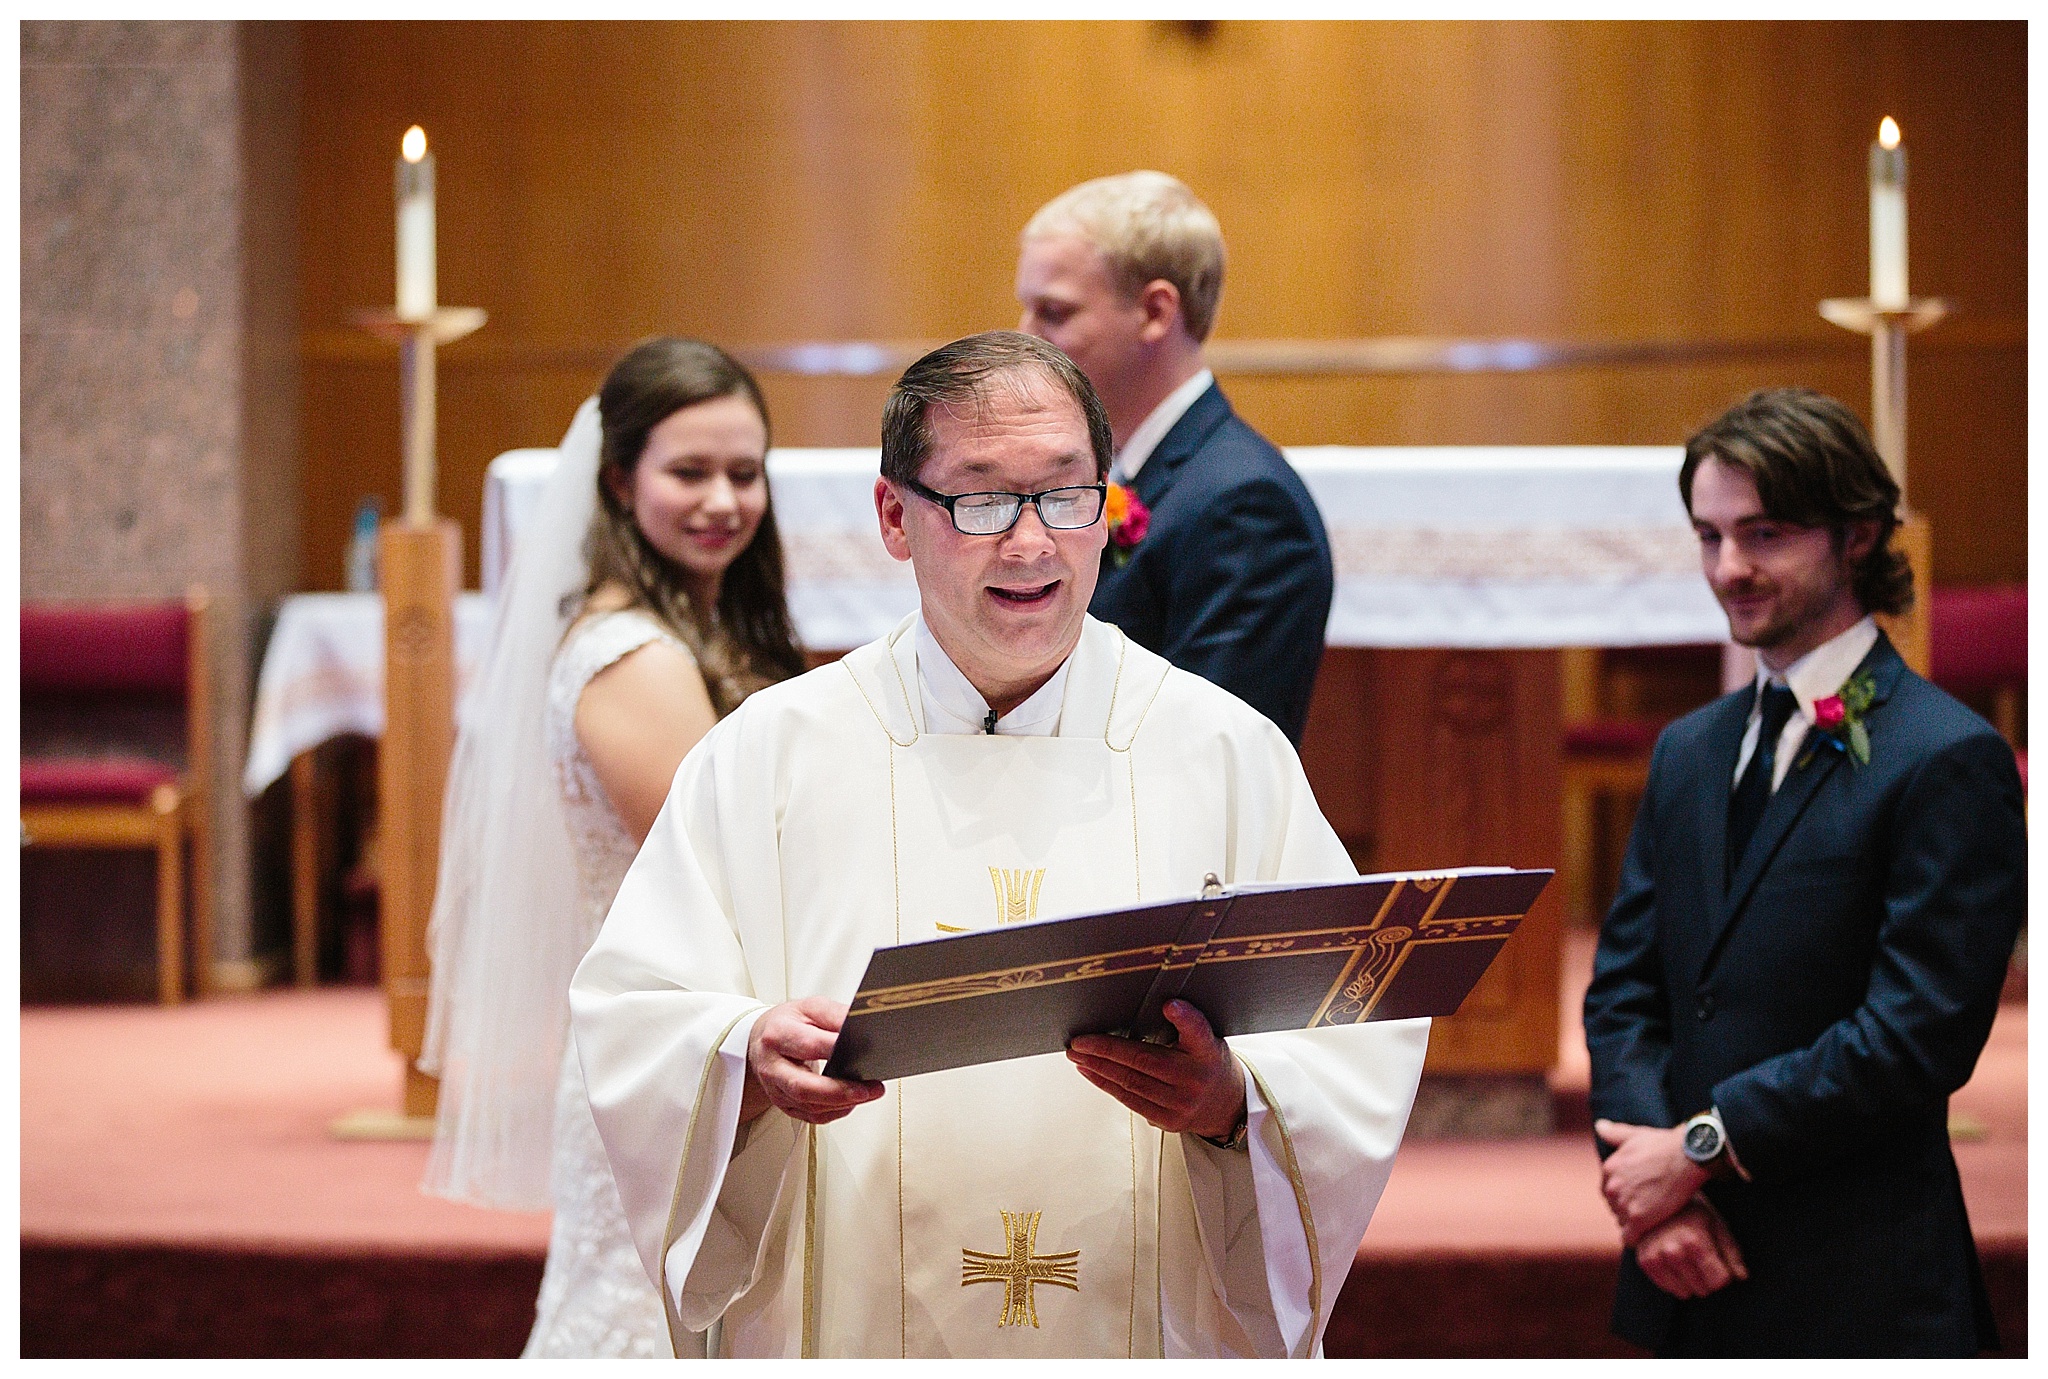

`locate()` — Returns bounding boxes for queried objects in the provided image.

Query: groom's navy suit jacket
[1583,632,2025,1356]
[1088,381,1332,745]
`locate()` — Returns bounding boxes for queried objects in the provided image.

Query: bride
[420,338,805,1356]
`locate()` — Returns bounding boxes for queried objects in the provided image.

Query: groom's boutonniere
[1799,670,1877,769]
[1105,482,1151,570]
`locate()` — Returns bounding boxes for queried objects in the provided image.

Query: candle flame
[1878,117,1900,150]
[402,126,428,162]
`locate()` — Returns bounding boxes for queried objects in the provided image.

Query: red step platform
[21,970,2026,1357]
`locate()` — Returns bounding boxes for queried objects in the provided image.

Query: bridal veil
[421,396,601,1209]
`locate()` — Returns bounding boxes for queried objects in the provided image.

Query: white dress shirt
[1731,615,1881,793]
[914,613,1070,737]
[1110,367,1214,484]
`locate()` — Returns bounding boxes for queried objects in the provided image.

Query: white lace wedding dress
[523,609,703,1359]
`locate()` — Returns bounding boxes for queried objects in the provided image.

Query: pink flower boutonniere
[1105,482,1151,570]
[1799,670,1877,769]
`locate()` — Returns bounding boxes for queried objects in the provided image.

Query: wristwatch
[1199,1105,1250,1152]
[1680,1107,1730,1172]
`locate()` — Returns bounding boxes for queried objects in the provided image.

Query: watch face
[1684,1120,1723,1161]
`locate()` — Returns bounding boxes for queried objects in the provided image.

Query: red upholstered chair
[1930,583,2026,752]
[1561,718,1663,927]
[1560,645,1723,927]
[20,590,214,1003]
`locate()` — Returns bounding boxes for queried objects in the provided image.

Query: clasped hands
[1594,1119,1748,1300]
[740,995,1245,1144]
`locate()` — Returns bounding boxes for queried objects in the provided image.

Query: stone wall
[22,20,301,980]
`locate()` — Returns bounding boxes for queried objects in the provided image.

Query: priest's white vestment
[569,614,1429,1358]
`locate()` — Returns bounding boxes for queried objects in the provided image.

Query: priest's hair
[881,330,1113,487]
[1022,169,1226,342]
[583,337,807,710]
[1679,386,1913,618]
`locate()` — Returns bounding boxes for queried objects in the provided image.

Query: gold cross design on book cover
[825,867,1551,1083]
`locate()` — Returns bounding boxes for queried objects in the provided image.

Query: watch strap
[1198,1105,1249,1151]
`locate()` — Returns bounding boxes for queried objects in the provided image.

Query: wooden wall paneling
[1903,343,2027,585]
[299,20,2024,591]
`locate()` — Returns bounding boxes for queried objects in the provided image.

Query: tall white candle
[396,125,436,320]
[1869,117,1907,309]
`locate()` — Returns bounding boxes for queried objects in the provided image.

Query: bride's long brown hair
[580,337,806,713]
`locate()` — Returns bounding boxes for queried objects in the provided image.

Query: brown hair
[1679,387,1913,617]
[582,337,806,712]
[880,331,1113,487]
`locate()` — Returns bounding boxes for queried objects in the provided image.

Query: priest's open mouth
[988,581,1059,606]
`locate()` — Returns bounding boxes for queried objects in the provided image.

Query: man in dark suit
[1016,171,1332,744]
[1582,387,2025,1356]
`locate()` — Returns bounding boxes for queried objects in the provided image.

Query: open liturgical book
[823,867,1553,1083]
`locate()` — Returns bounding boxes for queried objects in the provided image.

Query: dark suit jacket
[1582,632,2025,1356]
[1088,381,1333,744]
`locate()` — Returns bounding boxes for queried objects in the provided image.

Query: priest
[569,331,1429,1358]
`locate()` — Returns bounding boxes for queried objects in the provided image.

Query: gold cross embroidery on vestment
[989,867,1046,925]
[960,1209,1080,1328]
[939,867,1048,934]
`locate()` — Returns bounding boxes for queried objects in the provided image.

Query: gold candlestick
[351,306,487,525]
[1818,295,1947,678]
[329,303,484,1139]
[1817,296,1948,504]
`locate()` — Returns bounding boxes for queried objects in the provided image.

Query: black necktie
[1726,683,1799,883]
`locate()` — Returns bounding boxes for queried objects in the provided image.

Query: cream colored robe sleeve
[567,699,806,1339]
[1140,696,1429,1357]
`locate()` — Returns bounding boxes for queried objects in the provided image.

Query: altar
[251,445,1721,1116]
[629,444,1721,651]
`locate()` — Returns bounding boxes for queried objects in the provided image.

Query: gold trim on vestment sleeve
[1127,1110,1140,1356]
[1238,1055,1322,1358]
[897,1084,907,1355]
[802,1123,819,1358]
[1155,1134,1168,1356]
[659,1005,758,1359]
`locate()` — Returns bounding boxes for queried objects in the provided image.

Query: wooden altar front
[1301,648,1564,1082]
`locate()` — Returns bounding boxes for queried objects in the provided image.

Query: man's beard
[1718,572,1845,653]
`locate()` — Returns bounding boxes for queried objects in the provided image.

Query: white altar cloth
[250,446,1725,796]
[1288,446,1722,648]
[747,445,1723,651]
[242,592,494,797]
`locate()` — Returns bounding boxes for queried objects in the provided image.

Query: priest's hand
[1631,1198,1748,1299]
[1065,999,1246,1142]
[1594,1118,1708,1244]
[741,997,885,1127]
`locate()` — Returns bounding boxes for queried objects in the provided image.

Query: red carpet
[21,945,2026,1357]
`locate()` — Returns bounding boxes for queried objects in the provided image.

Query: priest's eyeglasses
[903,478,1107,536]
